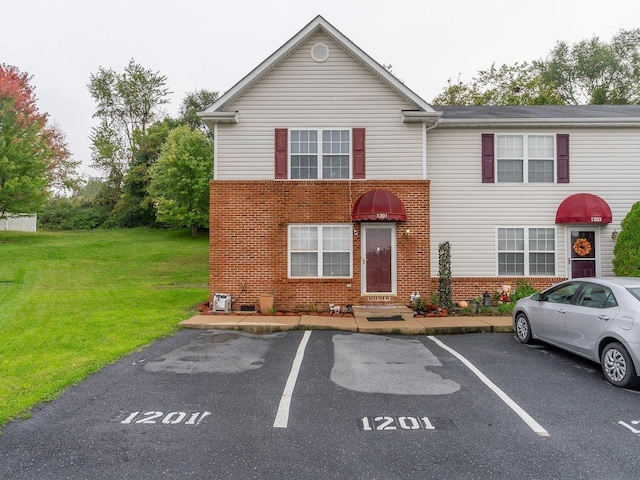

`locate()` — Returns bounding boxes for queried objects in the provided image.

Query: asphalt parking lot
[1,330,640,479]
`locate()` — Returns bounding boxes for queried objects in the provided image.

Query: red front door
[365,227,392,293]
[570,230,596,278]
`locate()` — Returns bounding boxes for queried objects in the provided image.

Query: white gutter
[437,117,640,128]
[402,110,442,125]
[423,122,438,180]
[197,111,238,125]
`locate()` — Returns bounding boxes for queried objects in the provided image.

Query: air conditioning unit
[212,293,231,313]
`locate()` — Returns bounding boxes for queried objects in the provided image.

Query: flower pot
[259,294,274,315]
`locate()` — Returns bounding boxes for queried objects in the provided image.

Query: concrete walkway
[180,306,513,335]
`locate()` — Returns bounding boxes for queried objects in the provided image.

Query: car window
[542,283,581,304]
[627,287,640,303]
[577,283,618,309]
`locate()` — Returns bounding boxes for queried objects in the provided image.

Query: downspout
[213,123,219,180]
[423,122,438,180]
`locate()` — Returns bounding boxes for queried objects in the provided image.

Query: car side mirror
[531,293,540,301]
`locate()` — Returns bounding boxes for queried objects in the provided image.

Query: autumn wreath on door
[573,237,592,257]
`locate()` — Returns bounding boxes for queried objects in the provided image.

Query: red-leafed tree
[0,64,79,218]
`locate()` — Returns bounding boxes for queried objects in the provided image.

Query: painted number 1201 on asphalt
[119,411,211,425]
[359,416,435,431]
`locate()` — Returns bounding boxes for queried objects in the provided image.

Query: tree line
[432,29,640,105]
[2,29,640,237]
[1,59,216,236]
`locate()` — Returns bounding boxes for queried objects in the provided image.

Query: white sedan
[512,277,640,389]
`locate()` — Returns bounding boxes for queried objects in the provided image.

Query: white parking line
[273,330,312,428]
[428,335,550,437]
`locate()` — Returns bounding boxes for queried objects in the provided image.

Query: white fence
[0,214,37,232]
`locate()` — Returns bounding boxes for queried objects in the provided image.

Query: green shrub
[39,198,109,230]
[613,201,640,276]
[497,302,514,315]
[511,279,538,302]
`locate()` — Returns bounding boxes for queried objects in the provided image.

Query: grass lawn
[0,227,209,427]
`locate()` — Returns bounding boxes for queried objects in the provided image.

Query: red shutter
[557,134,570,183]
[275,129,288,179]
[481,134,495,183]
[352,128,366,179]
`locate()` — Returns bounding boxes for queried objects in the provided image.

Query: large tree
[433,63,563,106]
[179,89,218,138]
[112,90,219,228]
[433,29,640,106]
[88,59,170,202]
[544,29,640,104]
[110,118,180,227]
[148,125,213,237]
[0,64,76,217]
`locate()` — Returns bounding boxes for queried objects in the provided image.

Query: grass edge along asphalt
[0,227,209,427]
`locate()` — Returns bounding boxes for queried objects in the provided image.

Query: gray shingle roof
[433,105,640,119]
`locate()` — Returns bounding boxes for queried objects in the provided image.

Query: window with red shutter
[276,128,364,179]
[485,133,569,183]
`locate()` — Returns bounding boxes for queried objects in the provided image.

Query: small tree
[148,126,213,237]
[613,201,640,276]
[438,242,454,311]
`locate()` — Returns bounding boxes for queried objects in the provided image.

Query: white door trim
[566,225,600,279]
[361,223,397,295]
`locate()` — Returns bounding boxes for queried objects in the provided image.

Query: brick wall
[210,180,430,312]
[428,276,567,304]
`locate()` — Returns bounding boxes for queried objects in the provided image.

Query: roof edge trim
[436,117,640,128]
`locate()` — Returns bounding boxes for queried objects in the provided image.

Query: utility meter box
[212,293,232,313]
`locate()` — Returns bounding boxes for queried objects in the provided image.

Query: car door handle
[597,315,610,322]
[556,309,566,314]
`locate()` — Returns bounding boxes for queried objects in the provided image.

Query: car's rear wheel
[601,342,640,389]
[515,312,532,344]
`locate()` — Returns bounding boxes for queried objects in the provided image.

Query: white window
[497,227,555,276]
[290,129,350,179]
[496,134,555,183]
[289,225,352,278]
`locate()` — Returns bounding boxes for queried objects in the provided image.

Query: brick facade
[429,276,567,304]
[210,180,430,312]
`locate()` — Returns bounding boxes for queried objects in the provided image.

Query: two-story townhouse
[201,16,640,312]
[200,16,440,312]
[427,105,640,300]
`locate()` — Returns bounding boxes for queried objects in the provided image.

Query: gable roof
[199,15,440,125]
[434,105,640,127]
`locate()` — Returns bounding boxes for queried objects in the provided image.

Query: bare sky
[2,0,639,177]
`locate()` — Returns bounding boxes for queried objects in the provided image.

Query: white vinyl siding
[215,31,423,180]
[428,127,640,278]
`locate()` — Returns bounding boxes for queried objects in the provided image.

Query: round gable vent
[310,43,330,63]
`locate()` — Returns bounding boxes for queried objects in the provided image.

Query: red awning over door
[555,193,612,224]
[351,189,407,221]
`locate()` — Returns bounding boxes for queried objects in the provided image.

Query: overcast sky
[3,0,639,177]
